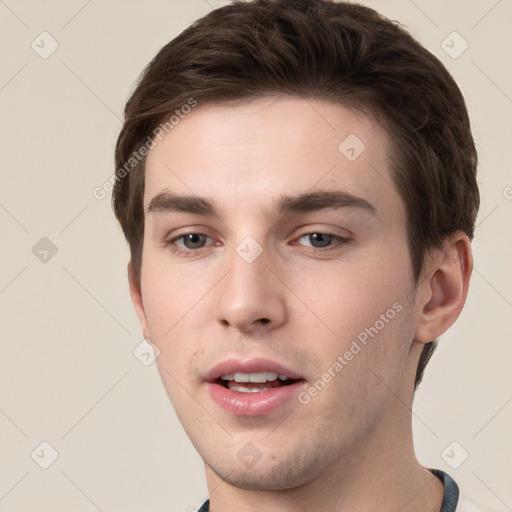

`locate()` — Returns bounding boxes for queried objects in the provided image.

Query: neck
[204,342,444,512]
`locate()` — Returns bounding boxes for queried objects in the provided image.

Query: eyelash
[166,231,350,256]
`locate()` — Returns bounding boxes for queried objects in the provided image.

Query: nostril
[258,318,270,324]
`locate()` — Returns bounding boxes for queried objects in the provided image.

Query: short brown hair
[112,0,479,390]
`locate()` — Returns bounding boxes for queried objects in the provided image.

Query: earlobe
[414,233,473,343]
[127,261,151,340]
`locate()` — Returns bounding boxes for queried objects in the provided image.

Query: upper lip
[205,357,303,382]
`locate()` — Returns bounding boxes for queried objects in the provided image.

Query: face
[132,96,422,490]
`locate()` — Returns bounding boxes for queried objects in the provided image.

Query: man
[112,1,486,510]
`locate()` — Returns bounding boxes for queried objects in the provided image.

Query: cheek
[139,254,221,387]
[140,250,211,338]
[140,274,195,384]
[292,255,410,347]
[306,299,415,430]
[292,250,414,411]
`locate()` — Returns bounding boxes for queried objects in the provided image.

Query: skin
[128,96,473,512]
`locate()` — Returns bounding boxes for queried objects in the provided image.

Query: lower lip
[206,381,305,417]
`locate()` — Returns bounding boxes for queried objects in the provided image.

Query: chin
[205,444,332,491]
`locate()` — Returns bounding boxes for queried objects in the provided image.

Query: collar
[197,468,459,512]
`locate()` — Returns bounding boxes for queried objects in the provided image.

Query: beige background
[0,0,511,510]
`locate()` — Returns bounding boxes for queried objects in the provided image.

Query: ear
[127,261,151,340]
[414,232,473,343]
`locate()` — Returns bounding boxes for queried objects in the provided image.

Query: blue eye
[177,233,209,250]
[167,232,214,255]
[166,231,350,257]
[299,233,336,248]
[296,232,349,250]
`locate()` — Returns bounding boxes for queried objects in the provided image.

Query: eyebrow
[147,190,376,217]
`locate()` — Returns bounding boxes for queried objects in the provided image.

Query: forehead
[143,96,403,225]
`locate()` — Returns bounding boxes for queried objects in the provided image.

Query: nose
[214,245,287,334]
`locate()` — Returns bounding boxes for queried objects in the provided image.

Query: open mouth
[206,361,305,416]
[216,372,299,393]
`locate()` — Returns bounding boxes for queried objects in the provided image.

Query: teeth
[228,383,273,393]
[220,371,283,383]
[249,372,270,383]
